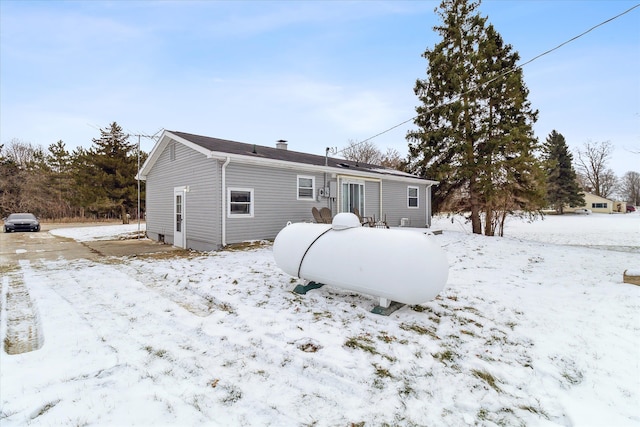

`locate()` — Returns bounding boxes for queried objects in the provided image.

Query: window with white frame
[297,175,315,200]
[592,202,607,209]
[408,186,419,208]
[228,188,254,217]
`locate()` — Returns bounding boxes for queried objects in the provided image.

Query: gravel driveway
[1,222,181,356]
[0,222,180,265]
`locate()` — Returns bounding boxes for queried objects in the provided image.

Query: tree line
[344,0,638,236]
[414,0,639,229]
[1,122,146,221]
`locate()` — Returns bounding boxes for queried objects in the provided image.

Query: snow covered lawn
[1,213,639,426]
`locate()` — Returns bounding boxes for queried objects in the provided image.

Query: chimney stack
[276,139,288,150]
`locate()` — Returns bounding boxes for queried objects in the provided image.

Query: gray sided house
[138,131,438,251]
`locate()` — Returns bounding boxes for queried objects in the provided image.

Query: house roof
[581,192,614,203]
[138,130,437,184]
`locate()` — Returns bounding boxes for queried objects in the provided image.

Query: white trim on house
[407,185,419,209]
[425,185,432,227]
[227,187,254,218]
[335,174,382,218]
[296,175,316,201]
[338,177,366,215]
[221,157,231,246]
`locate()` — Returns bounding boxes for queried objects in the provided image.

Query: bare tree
[575,140,617,197]
[342,139,382,165]
[379,147,405,170]
[619,171,640,206]
[600,169,618,199]
[0,139,49,217]
[4,138,44,167]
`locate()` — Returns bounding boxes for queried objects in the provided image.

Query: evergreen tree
[69,146,95,218]
[73,122,139,221]
[476,24,546,235]
[46,140,74,218]
[47,140,70,175]
[406,0,545,235]
[543,130,585,214]
[407,0,487,233]
[23,145,51,216]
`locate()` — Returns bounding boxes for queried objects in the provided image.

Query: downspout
[221,157,231,247]
[379,181,383,222]
[426,184,433,228]
[324,148,329,211]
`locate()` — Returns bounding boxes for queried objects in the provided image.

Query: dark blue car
[3,213,40,232]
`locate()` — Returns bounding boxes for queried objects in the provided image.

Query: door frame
[339,178,366,215]
[173,186,187,248]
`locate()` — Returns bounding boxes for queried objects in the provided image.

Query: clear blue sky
[1,0,638,175]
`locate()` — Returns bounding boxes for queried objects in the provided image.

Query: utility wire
[337,3,640,155]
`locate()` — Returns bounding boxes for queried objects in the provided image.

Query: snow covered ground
[1,213,639,426]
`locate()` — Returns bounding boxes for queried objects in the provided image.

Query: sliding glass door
[341,181,365,214]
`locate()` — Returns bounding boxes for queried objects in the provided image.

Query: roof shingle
[171,130,425,180]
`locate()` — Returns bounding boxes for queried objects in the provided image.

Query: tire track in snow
[1,261,44,355]
[22,258,306,423]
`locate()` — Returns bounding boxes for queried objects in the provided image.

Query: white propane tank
[273,213,449,305]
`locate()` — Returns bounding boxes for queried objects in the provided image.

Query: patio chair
[373,214,390,229]
[352,208,371,226]
[319,207,333,224]
[311,207,324,224]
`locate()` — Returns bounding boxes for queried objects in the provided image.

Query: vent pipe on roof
[276,139,288,150]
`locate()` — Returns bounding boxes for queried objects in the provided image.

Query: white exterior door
[173,187,186,248]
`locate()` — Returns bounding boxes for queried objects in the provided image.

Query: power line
[126,127,164,141]
[338,3,640,155]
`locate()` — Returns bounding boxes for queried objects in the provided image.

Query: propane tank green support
[371,300,405,316]
[292,281,325,295]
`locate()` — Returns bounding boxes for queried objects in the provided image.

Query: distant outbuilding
[565,192,614,214]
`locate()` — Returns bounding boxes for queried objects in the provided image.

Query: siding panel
[381,181,428,227]
[146,141,221,250]
[364,181,380,219]
[225,164,328,243]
